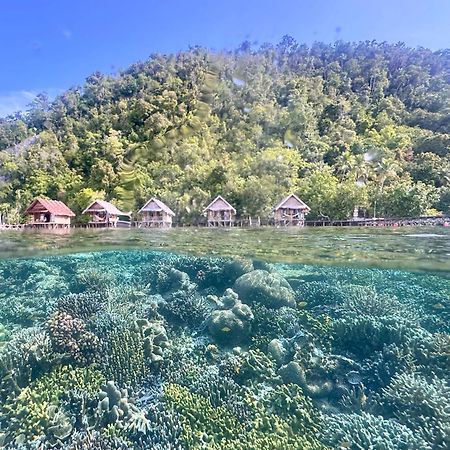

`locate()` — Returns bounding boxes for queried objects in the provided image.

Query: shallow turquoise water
[0,229,448,449]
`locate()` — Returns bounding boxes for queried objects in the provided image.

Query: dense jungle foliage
[1,37,450,223]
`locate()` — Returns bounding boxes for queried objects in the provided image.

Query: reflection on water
[1,226,450,274]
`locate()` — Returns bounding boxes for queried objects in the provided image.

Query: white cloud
[0,89,63,118]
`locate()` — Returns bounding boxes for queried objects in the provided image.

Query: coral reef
[0,250,448,449]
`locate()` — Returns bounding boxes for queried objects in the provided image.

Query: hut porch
[137,198,175,228]
[273,194,310,227]
[24,199,75,229]
[204,196,236,227]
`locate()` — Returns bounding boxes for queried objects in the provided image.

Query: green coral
[164,382,241,447]
[3,365,104,443]
[164,383,327,450]
[103,327,148,388]
[262,384,323,436]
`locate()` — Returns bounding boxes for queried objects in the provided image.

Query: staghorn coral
[322,412,431,449]
[133,404,184,449]
[190,365,254,423]
[65,430,133,450]
[207,289,254,344]
[380,372,450,449]
[47,312,101,366]
[233,270,296,308]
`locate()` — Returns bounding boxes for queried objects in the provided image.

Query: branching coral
[0,327,57,402]
[56,292,106,321]
[103,327,148,389]
[322,412,431,449]
[47,312,101,365]
[380,372,450,449]
[1,250,448,449]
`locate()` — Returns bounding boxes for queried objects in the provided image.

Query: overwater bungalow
[204,195,236,227]
[137,197,175,228]
[82,200,131,228]
[24,198,75,229]
[273,194,310,226]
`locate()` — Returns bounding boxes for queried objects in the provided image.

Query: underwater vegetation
[0,251,449,449]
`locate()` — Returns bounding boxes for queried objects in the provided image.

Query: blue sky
[1,0,450,117]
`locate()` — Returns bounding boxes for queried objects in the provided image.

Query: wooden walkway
[1,216,448,230]
[0,224,25,230]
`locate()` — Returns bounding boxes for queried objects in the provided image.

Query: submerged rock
[233,270,296,308]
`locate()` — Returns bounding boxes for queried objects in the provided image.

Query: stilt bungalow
[82,200,131,228]
[137,197,175,228]
[204,195,236,227]
[273,194,310,226]
[24,198,75,229]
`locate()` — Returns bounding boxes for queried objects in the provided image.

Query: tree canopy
[1,38,449,222]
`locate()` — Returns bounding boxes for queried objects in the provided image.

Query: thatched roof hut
[204,195,236,227]
[138,198,175,228]
[24,198,75,229]
[82,200,131,228]
[273,194,310,226]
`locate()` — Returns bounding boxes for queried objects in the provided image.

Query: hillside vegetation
[1,37,450,223]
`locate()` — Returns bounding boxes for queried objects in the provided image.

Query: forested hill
[1,38,450,223]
